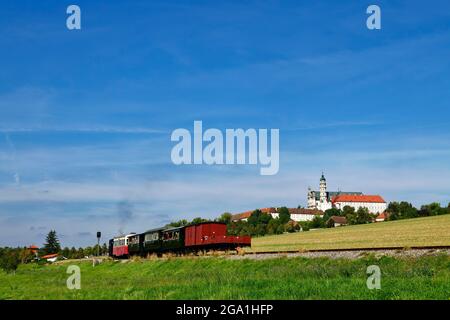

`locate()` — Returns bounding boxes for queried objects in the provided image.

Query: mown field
[1,254,450,300]
[249,215,450,252]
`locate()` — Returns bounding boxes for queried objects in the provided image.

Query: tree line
[0,230,109,273]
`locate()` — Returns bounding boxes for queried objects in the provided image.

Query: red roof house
[375,212,389,222]
[41,253,59,262]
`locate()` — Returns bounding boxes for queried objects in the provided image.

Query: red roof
[376,212,389,219]
[42,253,58,259]
[327,216,348,224]
[332,195,386,203]
[231,207,276,221]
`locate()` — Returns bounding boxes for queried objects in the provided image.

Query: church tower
[319,173,327,203]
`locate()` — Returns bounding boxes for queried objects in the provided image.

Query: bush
[387,202,418,220]
[0,250,21,274]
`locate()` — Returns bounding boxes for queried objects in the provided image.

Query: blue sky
[1,0,450,247]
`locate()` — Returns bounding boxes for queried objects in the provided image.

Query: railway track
[109,245,450,261]
[243,245,450,255]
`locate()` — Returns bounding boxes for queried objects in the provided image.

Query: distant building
[308,173,387,214]
[41,253,59,262]
[230,173,387,224]
[288,208,324,222]
[332,195,387,214]
[307,173,362,211]
[231,207,323,222]
[326,216,348,227]
[375,212,389,222]
[27,245,40,260]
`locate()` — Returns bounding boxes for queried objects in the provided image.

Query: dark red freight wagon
[185,222,251,250]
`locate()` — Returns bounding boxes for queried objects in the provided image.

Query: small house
[326,216,348,228]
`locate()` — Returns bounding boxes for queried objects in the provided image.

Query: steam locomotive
[108,222,251,258]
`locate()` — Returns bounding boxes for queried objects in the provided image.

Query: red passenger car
[112,233,135,258]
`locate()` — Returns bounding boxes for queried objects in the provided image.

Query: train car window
[163,231,175,241]
[145,232,159,242]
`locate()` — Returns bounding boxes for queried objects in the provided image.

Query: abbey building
[307,174,387,214]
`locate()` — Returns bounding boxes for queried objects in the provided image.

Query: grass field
[1,254,449,300]
[249,215,450,252]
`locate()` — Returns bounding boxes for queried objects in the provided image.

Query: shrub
[0,250,21,274]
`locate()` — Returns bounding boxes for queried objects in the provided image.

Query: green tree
[102,243,108,256]
[246,210,272,236]
[354,207,371,225]
[217,212,232,224]
[344,207,372,225]
[299,222,310,231]
[61,247,70,259]
[419,203,446,217]
[387,202,418,220]
[276,224,285,234]
[76,247,85,259]
[277,207,291,224]
[267,219,281,235]
[399,202,418,219]
[18,247,35,264]
[387,202,400,220]
[0,249,21,274]
[190,217,210,225]
[84,246,93,257]
[342,206,357,224]
[342,206,355,218]
[70,247,77,259]
[42,230,61,255]
[165,219,189,228]
[323,208,342,221]
[247,210,263,226]
[228,221,248,236]
[254,210,272,225]
[309,215,325,229]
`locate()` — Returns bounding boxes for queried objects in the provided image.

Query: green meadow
[1,254,449,300]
